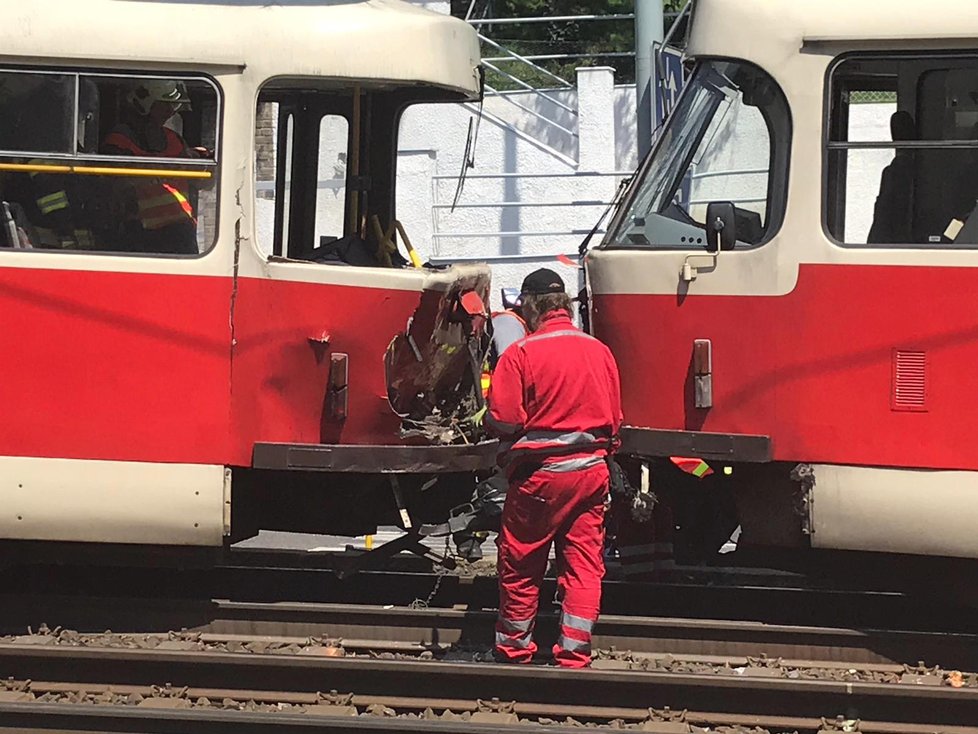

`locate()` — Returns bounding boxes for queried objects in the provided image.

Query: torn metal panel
[385,264,491,445]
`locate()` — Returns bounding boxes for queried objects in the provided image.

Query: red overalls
[486,311,622,668]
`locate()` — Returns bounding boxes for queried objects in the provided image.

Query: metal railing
[429,170,628,257]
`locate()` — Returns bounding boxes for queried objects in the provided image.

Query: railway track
[2,553,978,732]
[0,601,977,733]
[3,559,977,634]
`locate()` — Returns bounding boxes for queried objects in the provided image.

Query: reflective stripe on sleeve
[521,329,597,346]
[37,190,69,215]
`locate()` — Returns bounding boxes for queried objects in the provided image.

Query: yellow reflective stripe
[165,185,190,206]
[73,229,94,248]
[37,191,69,215]
[142,211,190,229]
[139,194,182,210]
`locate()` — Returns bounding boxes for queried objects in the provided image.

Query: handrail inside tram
[0,162,213,180]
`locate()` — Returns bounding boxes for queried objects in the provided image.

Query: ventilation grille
[892,350,927,411]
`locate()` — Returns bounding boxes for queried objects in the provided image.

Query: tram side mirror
[705,201,737,253]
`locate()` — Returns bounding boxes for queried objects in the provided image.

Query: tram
[587,0,978,561]
[0,0,492,556]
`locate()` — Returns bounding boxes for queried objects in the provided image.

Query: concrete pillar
[576,66,616,174]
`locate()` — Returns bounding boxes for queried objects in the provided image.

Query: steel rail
[0,646,977,729]
[4,563,978,635]
[88,599,978,668]
[0,703,590,734]
[5,685,978,734]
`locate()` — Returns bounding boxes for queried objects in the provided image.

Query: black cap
[520,268,565,296]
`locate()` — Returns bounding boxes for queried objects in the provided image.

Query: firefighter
[23,79,102,249]
[488,289,528,369]
[101,80,200,254]
[486,268,622,669]
[0,77,101,249]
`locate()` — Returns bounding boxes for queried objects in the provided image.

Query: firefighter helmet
[128,80,191,116]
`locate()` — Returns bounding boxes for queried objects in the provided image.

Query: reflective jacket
[102,126,194,231]
[486,311,622,472]
[489,309,527,369]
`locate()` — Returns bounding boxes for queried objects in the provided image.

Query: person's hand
[471,406,487,427]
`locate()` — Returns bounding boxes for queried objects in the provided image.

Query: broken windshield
[605,59,791,250]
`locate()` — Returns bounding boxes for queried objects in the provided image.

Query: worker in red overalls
[485,268,622,669]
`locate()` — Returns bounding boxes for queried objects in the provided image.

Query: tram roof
[1,0,481,97]
[689,0,978,68]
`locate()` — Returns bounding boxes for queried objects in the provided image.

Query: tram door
[588,59,791,442]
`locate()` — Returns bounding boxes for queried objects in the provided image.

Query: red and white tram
[0,0,491,555]
[588,0,978,561]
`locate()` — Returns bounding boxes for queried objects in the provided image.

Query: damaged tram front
[0,0,494,561]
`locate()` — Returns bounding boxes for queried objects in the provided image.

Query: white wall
[256,1,891,309]
[397,68,627,308]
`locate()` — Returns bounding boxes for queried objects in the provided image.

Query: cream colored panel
[811,464,978,558]
[592,22,978,299]
[586,245,793,297]
[0,457,227,546]
[0,1,480,97]
[245,260,492,292]
[690,0,978,73]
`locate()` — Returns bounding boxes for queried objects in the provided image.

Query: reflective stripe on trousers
[494,616,536,661]
[555,610,596,664]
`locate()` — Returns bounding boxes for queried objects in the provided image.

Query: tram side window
[607,60,790,249]
[256,89,365,263]
[827,55,978,247]
[0,70,219,255]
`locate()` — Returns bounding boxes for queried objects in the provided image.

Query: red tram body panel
[0,0,491,551]
[593,263,978,472]
[587,0,978,560]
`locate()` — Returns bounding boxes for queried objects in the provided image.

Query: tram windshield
[606,59,790,250]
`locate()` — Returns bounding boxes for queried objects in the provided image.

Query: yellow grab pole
[0,162,212,179]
